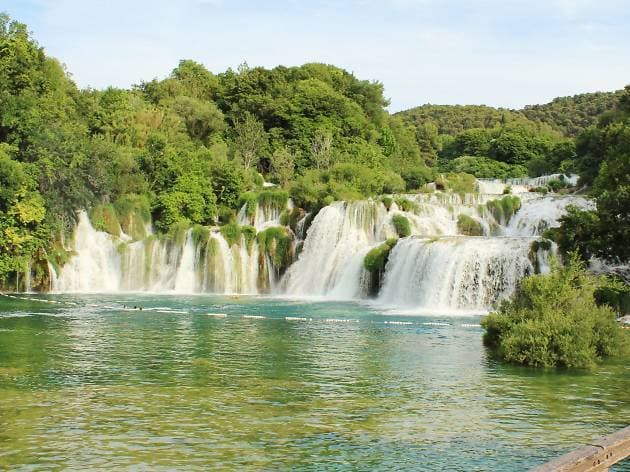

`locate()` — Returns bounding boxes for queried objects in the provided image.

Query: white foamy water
[376,236,545,312]
[51,176,589,313]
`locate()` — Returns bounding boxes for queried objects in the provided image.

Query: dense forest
[0,13,628,289]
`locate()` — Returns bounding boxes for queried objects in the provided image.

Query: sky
[3,0,630,111]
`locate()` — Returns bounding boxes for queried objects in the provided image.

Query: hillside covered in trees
[0,12,628,288]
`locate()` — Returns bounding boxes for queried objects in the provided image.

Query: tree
[311,129,333,169]
[270,147,295,187]
[558,85,630,263]
[233,112,268,169]
[481,256,627,369]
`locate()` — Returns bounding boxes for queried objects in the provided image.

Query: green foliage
[114,194,151,240]
[485,196,521,224]
[521,90,624,137]
[481,256,628,369]
[397,104,545,136]
[392,215,411,238]
[239,192,258,218]
[153,173,218,232]
[270,146,295,187]
[364,238,398,272]
[435,173,477,194]
[241,225,257,252]
[289,164,407,211]
[381,196,393,210]
[398,165,435,191]
[394,198,416,212]
[595,279,630,316]
[448,156,527,179]
[191,225,211,247]
[457,214,483,236]
[558,86,630,263]
[89,204,121,236]
[233,112,268,169]
[531,239,552,253]
[220,223,242,246]
[257,226,292,271]
[257,190,289,209]
[209,159,245,208]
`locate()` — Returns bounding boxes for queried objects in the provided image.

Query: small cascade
[54,211,122,293]
[47,261,58,292]
[173,231,196,293]
[282,201,387,296]
[377,237,539,312]
[504,196,593,236]
[56,212,263,294]
[237,198,292,231]
[23,263,32,293]
[477,174,579,194]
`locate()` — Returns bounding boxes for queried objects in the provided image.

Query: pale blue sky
[4,0,630,111]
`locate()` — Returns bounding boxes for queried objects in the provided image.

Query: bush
[449,156,528,179]
[481,255,628,369]
[435,172,477,194]
[547,178,563,192]
[399,165,435,191]
[457,214,483,236]
[392,214,411,237]
[191,225,211,247]
[394,198,416,212]
[114,194,151,240]
[90,204,121,236]
[595,279,630,316]
[485,195,521,224]
[257,190,289,209]
[364,238,398,272]
[382,171,406,194]
[220,223,241,246]
[381,196,393,211]
[238,192,258,218]
[257,226,292,271]
[241,225,257,251]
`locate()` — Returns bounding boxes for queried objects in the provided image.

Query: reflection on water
[0,294,628,470]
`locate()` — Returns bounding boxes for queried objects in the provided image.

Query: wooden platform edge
[532,425,630,471]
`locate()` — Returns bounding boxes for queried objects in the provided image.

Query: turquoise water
[0,294,628,470]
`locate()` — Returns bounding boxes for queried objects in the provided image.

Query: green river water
[0,294,628,470]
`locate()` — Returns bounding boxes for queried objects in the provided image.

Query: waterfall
[282,201,387,296]
[237,199,292,231]
[504,196,593,236]
[377,237,539,313]
[23,263,32,293]
[50,175,590,312]
[54,211,122,293]
[55,213,263,294]
[476,174,579,194]
[173,231,196,293]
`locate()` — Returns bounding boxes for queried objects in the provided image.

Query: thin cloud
[4,0,629,110]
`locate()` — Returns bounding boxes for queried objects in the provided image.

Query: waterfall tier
[52,181,588,312]
[376,236,546,313]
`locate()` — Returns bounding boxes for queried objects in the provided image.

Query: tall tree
[233,112,268,169]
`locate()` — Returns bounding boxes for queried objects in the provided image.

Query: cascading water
[282,201,389,297]
[54,211,122,293]
[54,212,265,294]
[376,237,542,313]
[51,177,589,313]
[504,196,593,236]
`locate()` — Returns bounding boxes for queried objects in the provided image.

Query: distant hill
[396,90,624,138]
[520,90,624,137]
